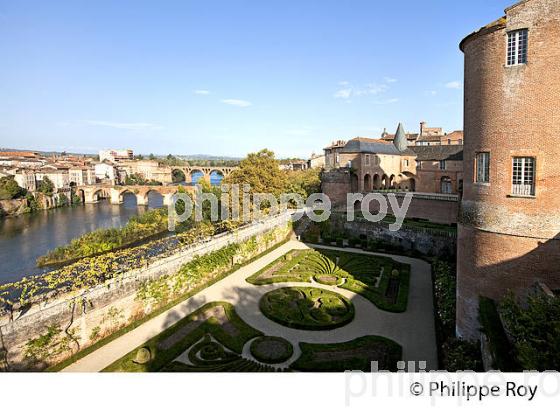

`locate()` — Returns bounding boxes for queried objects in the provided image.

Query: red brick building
[457,0,560,339]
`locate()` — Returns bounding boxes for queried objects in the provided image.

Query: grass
[259,287,355,330]
[292,335,402,372]
[103,301,262,372]
[47,236,290,372]
[247,248,411,313]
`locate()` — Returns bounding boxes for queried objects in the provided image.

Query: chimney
[420,121,426,136]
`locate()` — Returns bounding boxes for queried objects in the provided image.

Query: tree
[0,176,26,200]
[284,168,321,199]
[149,153,156,160]
[37,177,55,196]
[224,149,287,196]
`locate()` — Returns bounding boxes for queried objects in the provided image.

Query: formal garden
[105,301,402,372]
[103,246,413,372]
[247,248,411,312]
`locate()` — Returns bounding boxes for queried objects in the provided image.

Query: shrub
[500,292,560,371]
[479,297,518,371]
[250,336,293,364]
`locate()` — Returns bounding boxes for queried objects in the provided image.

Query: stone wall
[327,214,456,257]
[361,192,459,225]
[0,213,293,370]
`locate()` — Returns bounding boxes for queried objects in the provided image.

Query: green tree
[0,176,26,200]
[284,168,321,199]
[225,149,287,196]
[37,176,55,196]
[149,153,156,160]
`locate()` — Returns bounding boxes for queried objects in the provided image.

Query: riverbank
[0,197,160,285]
[0,198,28,218]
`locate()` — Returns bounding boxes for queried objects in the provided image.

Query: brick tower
[457,0,560,339]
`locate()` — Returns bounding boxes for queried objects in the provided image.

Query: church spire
[393,123,408,151]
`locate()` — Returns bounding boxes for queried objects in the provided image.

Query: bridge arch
[172,168,186,184]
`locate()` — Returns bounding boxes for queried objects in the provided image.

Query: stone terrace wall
[0,212,293,370]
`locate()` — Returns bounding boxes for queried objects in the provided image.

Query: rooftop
[341,137,415,156]
[410,145,464,161]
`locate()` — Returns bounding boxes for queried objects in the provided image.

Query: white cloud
[384,77,398,83]
[194,89,210,95]
[334,88,352,99]
[445,81,462,89]
[372,98,399,105]
[85,120,163,131]
[334,80,391,100]
[221,99,252,107]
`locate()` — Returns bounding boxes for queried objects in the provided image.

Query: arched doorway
[363,174,372,192]
[389,175,396,189]
[440,176,452,194]
[382,174,389,189]
[76,189,85,204]
[373,174,381,189]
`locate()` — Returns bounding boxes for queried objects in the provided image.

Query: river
[0,193,165,285]
[0,172,225,285]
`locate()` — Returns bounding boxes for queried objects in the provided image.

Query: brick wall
[458,0,560,339]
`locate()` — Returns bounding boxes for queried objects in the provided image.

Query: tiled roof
[341,137,415,156]
[410,145,463,161]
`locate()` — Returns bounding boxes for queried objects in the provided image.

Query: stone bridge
[77,185,196,205]
[171,166,236,183]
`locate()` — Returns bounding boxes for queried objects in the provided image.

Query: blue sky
[0,1,513,158]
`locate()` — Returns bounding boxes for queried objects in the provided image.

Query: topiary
[133,347,151,364]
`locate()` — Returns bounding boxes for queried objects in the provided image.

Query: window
[507,29,528,66]
[439,160,446,170]
[458,139,463,145]
[441,177,452,194]
[447,139,451,145]
[512,157,535,196]
[335,153,340,164]
[476,152,490,183]
[365,154,370,166]
[403,159,409,167]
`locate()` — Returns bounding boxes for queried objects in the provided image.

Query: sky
[0,0,514,158]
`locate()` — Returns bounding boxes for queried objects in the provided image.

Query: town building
[13,170,37,192]
[98,149,134,163]
[279,160,309,171]
[94,161,119,183]
[36,165,70,190]
[69,167,95,186]
[119,160,172,184]
[381,122,463,146]
[413,145,464,194]
[457,0,560,339]
[323,124,418,192]
[307,153,325,169]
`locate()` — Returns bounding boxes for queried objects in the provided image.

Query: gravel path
[63,241,437,372]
